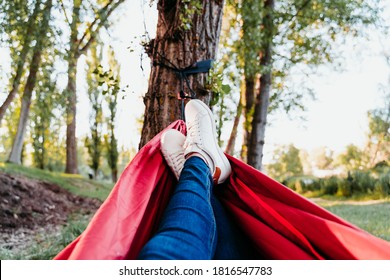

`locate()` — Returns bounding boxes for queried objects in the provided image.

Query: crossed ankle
[185,152,221,184]
[185,152,208,166]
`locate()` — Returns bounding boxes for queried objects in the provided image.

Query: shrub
[283,176,319,194]
[375,172,390,197]
[336,178,352,197]
[349,170,376,194]
[319,176,339,195]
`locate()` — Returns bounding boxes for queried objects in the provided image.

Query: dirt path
[310,197,390,206]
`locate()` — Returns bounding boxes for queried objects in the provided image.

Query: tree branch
[59,0,71,27]
[78,0,125,55]
[276,0,312,37]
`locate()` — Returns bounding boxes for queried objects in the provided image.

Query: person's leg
[138,100,233,260]
[211,192,253,259]
[138,156,217,260]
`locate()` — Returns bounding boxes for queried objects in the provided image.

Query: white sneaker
[184,99,232,184]
[160,129,186,180]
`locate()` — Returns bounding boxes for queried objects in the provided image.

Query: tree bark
[111,169,118,183]
[8,48,42,163]
[64,53,79,174]
[0,0,42,125]
[247,0,274,170]
[8,0,53,164]
[225,93,242,155]
[241,76,256,161]
[65,0,81,174]
[138,0,225,148]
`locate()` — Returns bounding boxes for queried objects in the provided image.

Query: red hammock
[54,120,390,260]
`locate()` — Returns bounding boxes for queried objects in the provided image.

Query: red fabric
[54,121,390,260]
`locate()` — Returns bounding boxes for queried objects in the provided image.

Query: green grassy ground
[0,162,113,201]
[316,199,390,241]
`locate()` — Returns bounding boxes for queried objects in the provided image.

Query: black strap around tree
[154,52,213,121]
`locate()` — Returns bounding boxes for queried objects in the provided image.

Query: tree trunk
[111,169,118,183]
[65,0,81,174]
[247,0,274,170]
[138,0,225,148]
[65,53,79,174]
[0,0,42,125]
[8,0,53,164]
[225,93,242,155]
[241,76,256,161]
[8,49,42,163]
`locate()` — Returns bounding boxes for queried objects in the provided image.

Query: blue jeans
[138,156,250,260]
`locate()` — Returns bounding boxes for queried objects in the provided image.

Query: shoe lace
[167,150,185,175]
[184,118,202,150]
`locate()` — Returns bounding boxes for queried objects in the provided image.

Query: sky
[1,1,389,164]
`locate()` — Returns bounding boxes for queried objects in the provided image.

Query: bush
[349,170,376,194]
[319,176,340,195]
[375,172,390,197]
[336,179,352,197]
[283,176,319,194]
[283,170,389,199]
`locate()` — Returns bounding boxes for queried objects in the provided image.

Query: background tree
[0,0,41,124]
[31,85,66,171]
[64,0,126,174]
[220,0,381,170]
[104,47,120,183]
[365,53,390,167]
[366,105,390,167]
[84,43,104,179]
[337,144,367,171]
[139,0,225,147]
[266,144,303,181]
[8,0,53,164]
[312,146,334,170]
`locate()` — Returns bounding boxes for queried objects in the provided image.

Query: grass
[1,162,389,259]
[0,162,113,201]
[0,213,91,260]
[316,199,390,241]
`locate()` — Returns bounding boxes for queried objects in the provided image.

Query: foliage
[26,0,63,170]
[0,0,43,124]
[311,146,334,170]
[218,0,382,165]
[179,0,203,31]
[222,0,381,115]
[82,44,121,181]
[364,92,390,167]
[31,67,66,171]
[283,168,390,198]
[206,63,235,147]
[376,171,390,197]
[337,144,368,171]
[266,144,303,181]
[270,0,381,113]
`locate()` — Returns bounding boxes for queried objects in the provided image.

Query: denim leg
[138,156,217,260]
[211,193,253,259]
